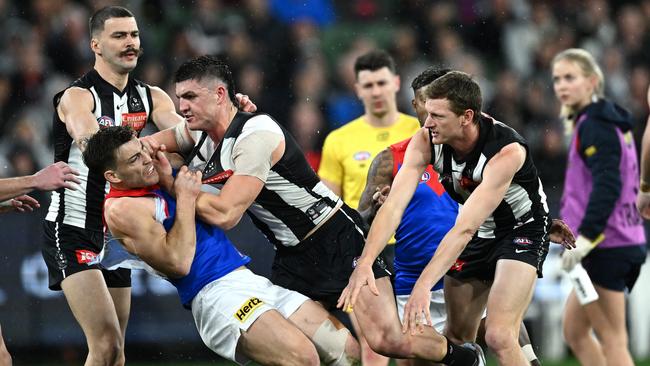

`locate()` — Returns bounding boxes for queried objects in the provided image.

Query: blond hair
[552,48,605,131]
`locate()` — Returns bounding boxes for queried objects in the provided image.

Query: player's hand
[561,235,596,271]
[0,195,40,213]
[550,219,576,249]
[152,144,174,191]
[140,135,161,156]
[33,162,80,191]
[402,284,432,335]
[236,93,257,113]
[336,262,379,313]
[371,185,390,211]
[636,191,650,219]
[173,166,203,199]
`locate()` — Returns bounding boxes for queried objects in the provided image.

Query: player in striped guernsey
[41,6,187,366]
[340,71,574,366]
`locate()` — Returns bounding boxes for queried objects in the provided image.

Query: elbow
[221,213,242,230]
[167,258,192,278]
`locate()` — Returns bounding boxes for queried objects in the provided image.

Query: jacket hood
[579,99,633,132]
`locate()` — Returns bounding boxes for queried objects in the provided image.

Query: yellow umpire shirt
[319,113,420,209]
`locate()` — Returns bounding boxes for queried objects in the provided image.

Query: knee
[88,328,123,365]
[287,343,320,366]
[484,324,517,354]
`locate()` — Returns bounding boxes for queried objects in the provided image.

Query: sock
[439,336,477,366]
[522,344,540,365]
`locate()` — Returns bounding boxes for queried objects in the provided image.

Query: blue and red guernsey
[105,186,250,307]
[390,138,458,295]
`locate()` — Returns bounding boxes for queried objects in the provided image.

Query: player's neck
[450,122,480,160]
[207,103,238,143]
[94,61,129,91]
[365,109,399,128]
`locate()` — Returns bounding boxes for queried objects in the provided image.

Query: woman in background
[552,48,646,366]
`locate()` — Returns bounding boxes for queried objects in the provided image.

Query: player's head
[411,66,451,126]
[174,55,237,132]
[353,49,400,119]
[551,48,604,117]
[89,6,141,74]
[423,71,482,144]
[83,126,158,189]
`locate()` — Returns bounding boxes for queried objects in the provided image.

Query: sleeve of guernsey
[578,120,622,240]
[232,115,284,182]
[318,130,343,185]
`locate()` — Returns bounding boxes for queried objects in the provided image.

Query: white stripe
[247,202,301,246]
[114,93,128,125]
[135,84,150,116]
[89,86,101,117]
[473,154,487,181]
[55,222,66,278]
[239,115,283,140]
[63,146,90,228]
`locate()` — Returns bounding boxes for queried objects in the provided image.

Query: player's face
[411,88,428,127]
[552,59,596,111]
[176,79,221,132]
[355,67,400,118]
[423,98,465,144]
[95,17,141,74]
[113,138,159,188]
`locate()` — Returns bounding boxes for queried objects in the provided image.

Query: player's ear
[105,170,121,184]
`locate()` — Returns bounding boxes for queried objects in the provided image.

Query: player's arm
[105,168,201,278]
[357,149,394,225]
[0,162,80,202]
[318,134,343,196]
[143,87,195,159]
[58,87,99,152]
[414,142,525,290]
[357,129,430,267]
[197,122,284,229]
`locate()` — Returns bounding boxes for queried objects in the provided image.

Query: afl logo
[353,151,371,161]
[420,172,430,182]
[97,116,115,128]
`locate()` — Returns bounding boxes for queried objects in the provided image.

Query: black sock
[439,336,477,366]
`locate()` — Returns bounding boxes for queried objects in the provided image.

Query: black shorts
[271,204,390,309]
[42,221,131,291]
[583,245,646,292]
[446,220,550,282]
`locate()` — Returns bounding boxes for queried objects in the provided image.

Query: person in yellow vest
[319,49,419,366]
[319,49,419,210]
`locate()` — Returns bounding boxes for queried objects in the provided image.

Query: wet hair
[354,49,396,79]
[174,55,237,104]
[83,126,135,174]
[424,71,482,123]
[89,6,134,38]
[411,66,452,94]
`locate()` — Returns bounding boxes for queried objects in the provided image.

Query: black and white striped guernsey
[46,69,153,231]
[201,111,340,247]
[430,115,549,239]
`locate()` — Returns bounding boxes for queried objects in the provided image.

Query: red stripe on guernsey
[202,169,233,184]
[103,184,167,228]
[389,138,445,196]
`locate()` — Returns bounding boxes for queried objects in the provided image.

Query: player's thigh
[61,269,121,340]
[444,276,489,340]
[486,259,537,329]
[238,309,316,363]
[562,291,592,339]
[352,276,403,336]
[586,286,628,339]
[107,286,131,337]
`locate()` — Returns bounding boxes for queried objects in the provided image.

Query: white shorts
[396,289,448,333]
[191,268,309,364]
[395,289,488,334]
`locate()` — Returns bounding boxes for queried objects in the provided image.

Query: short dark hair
[83,126,135,174]
[424,71,482,123]
[89,6,134,38]
[411,66,451,94]
[174,55,237,104]
[354,50,396,78]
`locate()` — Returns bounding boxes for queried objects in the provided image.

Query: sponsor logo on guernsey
[75,249,99,265]
[122,112,147,132]
[420,171,430,183]
[234,297,264,323]
[353,151,371,161]
[97,116,115,128]
[203,169,234,184]
[377,131,389,141]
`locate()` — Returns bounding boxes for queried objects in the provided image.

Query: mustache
[120,47,144,57]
